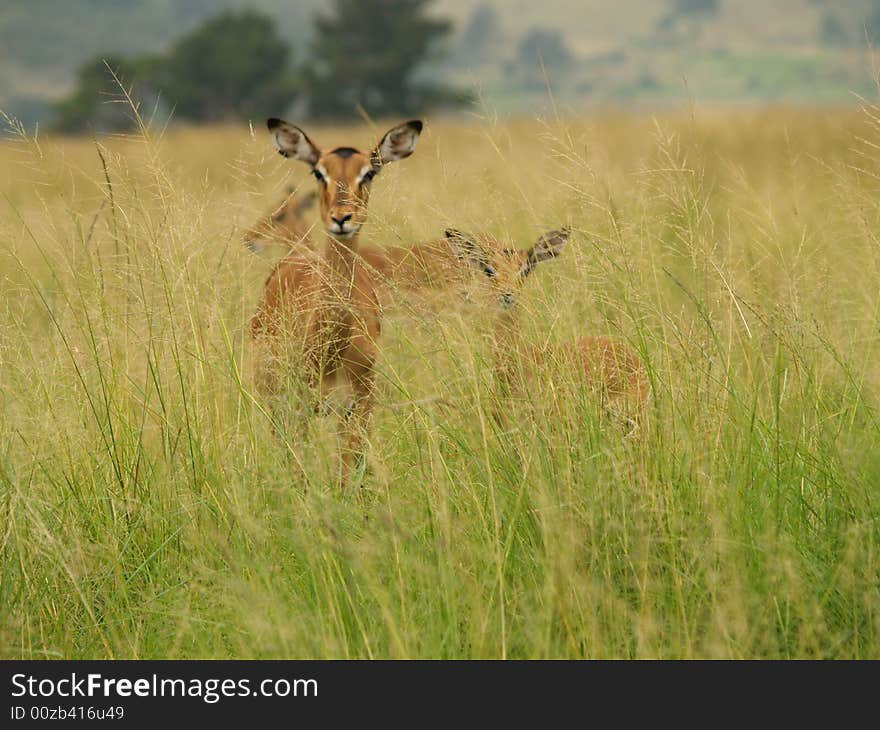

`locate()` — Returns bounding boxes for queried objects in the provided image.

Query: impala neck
[493,306,524,349]
[492,305,539,382]
[322,230,360,283]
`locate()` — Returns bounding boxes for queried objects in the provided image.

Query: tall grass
[1,107,879,658]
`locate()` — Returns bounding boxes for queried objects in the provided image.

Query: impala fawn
[445,228,649,431]
[250,117,423,483]
[242,187,317,253]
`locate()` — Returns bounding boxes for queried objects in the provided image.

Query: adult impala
[445,228,649,429]
[250,117,423,483]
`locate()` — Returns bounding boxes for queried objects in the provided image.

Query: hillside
[1,0,879,127]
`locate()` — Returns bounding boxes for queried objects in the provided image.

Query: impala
[242,188,317,253]
[250,117,423,483]
[445,228,649,429]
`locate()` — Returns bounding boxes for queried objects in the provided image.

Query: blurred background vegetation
[3,0,880,133]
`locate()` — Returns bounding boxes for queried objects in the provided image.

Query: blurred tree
[656,0,719,33]
[305,0,465,118]
[507,28,573,89]
[456,4,501,65]
[818,12,852,47]
[867,1,880,44]
[511,27,573,83]
[516,28,572,69]
[672,0,719,15]
[52,56,141,133]
[51,10,298,132]
[148,10,298,122]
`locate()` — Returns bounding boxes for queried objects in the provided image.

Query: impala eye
[312,169,326,183]
[361,170,376,184]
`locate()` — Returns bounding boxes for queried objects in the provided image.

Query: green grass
[1,107,879,658]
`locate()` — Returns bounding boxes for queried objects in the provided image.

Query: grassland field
[1,106,879,658]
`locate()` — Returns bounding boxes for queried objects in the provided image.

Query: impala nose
[331,213,353,227]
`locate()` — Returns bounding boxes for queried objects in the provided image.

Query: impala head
[445,228,570,309]
[242,188,317,253]
[267,118,423,239]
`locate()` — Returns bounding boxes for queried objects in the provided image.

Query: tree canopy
[52,10,297,132]
[305,0,463,118]
[52,56,141,133]
[456,4,501,66]
[148,10,298,123]
[51,2,464,132]
[516,29,573,70]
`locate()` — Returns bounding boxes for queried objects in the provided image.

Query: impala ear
[521,227,569,276]
[267,118,320,165]
[270,203,289,223]
[293,189,318,216]
[445,229,496,277]
[372,120,423,169]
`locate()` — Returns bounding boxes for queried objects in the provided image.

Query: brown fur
[251,118,422,483]
[242,189,317,252]
[363,239,464,289]
[445,229,649,425]
[244,190,462,292]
